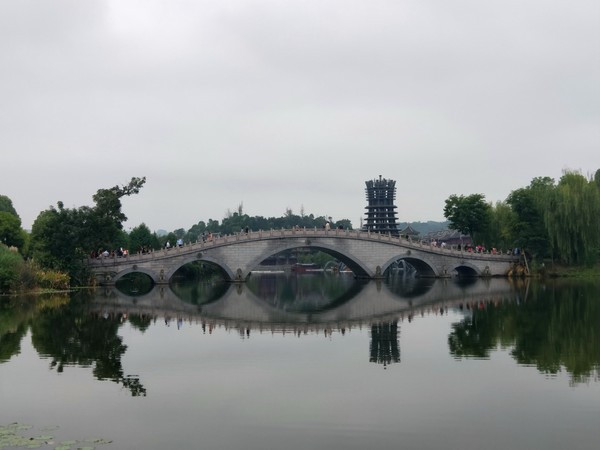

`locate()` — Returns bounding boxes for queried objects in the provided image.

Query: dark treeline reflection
[1,277,599,388]
[384,272,436,298]
[31,294,146,396]
[246,273,366,313]
[30,293,146,396]
[170,274,230,306]
[448,280,600,384]
[20,293,145,396]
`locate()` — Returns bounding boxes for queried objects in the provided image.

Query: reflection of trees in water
[170,275,230,306]
[384,272,435,298]
[370,322,400,368]
[0,295,70,364]
[246,273,365,313]
[1,299,29,363]
[115,273,154,296]
[30,297,146,396]
[448,281,600,384]
[128,314,153,333]
[0,323,27,363]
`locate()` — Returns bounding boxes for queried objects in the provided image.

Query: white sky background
[1,0,599,232]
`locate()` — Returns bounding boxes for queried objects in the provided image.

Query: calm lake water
[1,273,599,450]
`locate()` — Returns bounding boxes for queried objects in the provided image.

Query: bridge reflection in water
[91,273,525,367]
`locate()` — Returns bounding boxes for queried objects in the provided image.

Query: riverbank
[540,263,600,279]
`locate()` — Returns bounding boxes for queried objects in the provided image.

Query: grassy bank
[538,262,600,279]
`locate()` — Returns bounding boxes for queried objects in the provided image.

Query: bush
[35,269,70,290]
[0,245,24,292]
[0,244,70,292]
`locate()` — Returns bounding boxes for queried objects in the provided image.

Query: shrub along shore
[0,244,70,295]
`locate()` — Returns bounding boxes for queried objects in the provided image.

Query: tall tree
[0,195,19,218]
[129,223,160,253]
[30,177,146,284]
[544,171,600,265]
[0,212,25,249]
[443,194,491,241]
[0,195,25,251]
[506,178,553,260]
[477,201,515,250]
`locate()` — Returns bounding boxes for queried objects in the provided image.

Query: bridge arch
[381,255,437,277]
[453,263,481,277]
[112,266,160,284]
[245,241,372,278]
[165,255,234,281]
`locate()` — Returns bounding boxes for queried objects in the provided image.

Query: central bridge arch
[244,241,372,279]
[380,255,437,277]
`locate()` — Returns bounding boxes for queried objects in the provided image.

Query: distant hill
[155,229,168,237]
[397,221,449,235]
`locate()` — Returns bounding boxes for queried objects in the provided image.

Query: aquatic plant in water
[0,423,112,449]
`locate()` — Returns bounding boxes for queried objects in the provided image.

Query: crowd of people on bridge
[90,248,130,258]
[427,240,521,256]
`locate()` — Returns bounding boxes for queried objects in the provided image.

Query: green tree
[0,195,19,217]
[30,177,146,284]
[0,245,24,292]
[206,219,220,233]
[30,204,87,281]
[506,178,553,260]
[85,177,146,252]
[186,220,207,243]
[544,171,600,265]
[478,201,515,251]
[443,194,491,241]
[334,219,353,230]
[129,223,160,253]
[0,195,26,252]
[0,212,25,249]
[160,232,177,249]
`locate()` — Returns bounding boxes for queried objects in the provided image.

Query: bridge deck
[88,228,517,268]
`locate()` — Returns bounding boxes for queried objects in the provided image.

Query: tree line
[0,177,353,290]
[443,169,600,266]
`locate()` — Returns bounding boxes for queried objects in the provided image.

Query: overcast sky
[1,0,598,232]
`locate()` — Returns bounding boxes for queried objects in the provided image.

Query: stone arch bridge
[88,228,518,285]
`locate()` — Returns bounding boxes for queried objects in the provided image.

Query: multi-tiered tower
[363,175,399,235]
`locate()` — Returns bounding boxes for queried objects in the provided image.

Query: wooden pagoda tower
[363,175,399,235]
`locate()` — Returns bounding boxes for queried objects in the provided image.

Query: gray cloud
[1,0,598,232]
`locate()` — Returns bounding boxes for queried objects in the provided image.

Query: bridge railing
[87,228,518,267]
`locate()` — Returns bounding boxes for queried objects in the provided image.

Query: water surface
[1,274,599,449]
